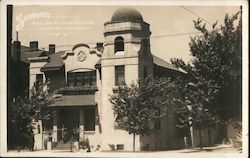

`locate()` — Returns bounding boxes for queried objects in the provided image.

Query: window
[75,73,83,86]
[90,71,96,86]
[116,144,124,150]
[114,36,124,53]
[67,73,75,86]
[84,107,95,131]
[82,73,89,86]
[34,74,43,89]
[115,66,125,86]
[67,71,96,87]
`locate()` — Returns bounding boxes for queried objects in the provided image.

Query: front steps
[53,141,73,151]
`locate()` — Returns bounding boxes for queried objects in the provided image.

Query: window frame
[115,65,125,86]
[34,74,43,89]
[114,36,124,53]
[67,71,96,87]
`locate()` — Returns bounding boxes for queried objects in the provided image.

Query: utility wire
[16,31,202,50]
[152,32,201,38]
[180,6,213,26]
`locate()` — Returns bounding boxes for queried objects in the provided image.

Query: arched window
[67,71,96,87]
[114,36,124,53]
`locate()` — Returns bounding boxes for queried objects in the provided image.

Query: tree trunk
[133,133,135,152]
[198,129,203,150]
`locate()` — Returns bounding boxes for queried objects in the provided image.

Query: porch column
[79,109,84,142]
[190,126,194,147]
[52,112,57,142]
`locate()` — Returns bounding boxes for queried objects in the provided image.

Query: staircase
[53,141,73,151]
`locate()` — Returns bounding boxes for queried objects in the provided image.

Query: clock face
[77,51,87,62]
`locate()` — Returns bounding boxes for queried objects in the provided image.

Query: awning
[49,95,96,107]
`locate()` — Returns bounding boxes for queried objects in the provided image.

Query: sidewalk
[164,144,241,153]
[8,144,241,153]
[3,145,243,158]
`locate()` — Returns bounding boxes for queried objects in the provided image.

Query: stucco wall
[100,62,142,151]
[101,21,143,150]
[140,106,185,151]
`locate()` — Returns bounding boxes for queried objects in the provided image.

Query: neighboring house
[8,35,57,148]
[9,38,55,100]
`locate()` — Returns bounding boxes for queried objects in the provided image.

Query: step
[53,142,73,150]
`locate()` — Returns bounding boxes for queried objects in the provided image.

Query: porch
[46,94,101,150]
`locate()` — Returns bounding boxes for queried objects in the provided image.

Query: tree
[171,12,242,149]
[171,12,242,122]
[109,76,185,151]
[109,74,216,150]
[170,80,216,149]
[110,83,148,151]
[109,78,163,151]
[9,82,55,150]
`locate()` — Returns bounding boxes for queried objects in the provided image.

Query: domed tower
[100,7,153,151]
[102,8,153,80]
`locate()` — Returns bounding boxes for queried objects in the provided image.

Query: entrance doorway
[57,109,79,142]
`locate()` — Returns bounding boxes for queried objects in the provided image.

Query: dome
[111,7,143,23]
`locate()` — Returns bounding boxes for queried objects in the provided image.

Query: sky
[12,5,240,63]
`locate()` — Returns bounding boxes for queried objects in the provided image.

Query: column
[95,108,99,134]
[190,126,194,147]
[79,109,84,142]
[52,111,57,142]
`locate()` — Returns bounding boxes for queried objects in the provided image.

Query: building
[8,37,58,148]
[28,7,187,151]
[9,39,55,100]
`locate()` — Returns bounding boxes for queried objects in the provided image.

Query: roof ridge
[152,55,181,72]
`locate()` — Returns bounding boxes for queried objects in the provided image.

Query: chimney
[30,41,38,51]
[12,31,21,61]
[49,44,55,54]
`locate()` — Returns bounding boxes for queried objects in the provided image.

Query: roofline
[104,20,149,26]
[152,55,185,73]
[28,56,49,62]
[40,65,64,72]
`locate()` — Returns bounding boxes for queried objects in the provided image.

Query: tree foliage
[9,82,55,149]
[109,78,179,151]
[110,82,155,136]
[171,12,242,121]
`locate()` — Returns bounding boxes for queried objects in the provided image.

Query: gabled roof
[40,51,65,72]
[152,55,181,72]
